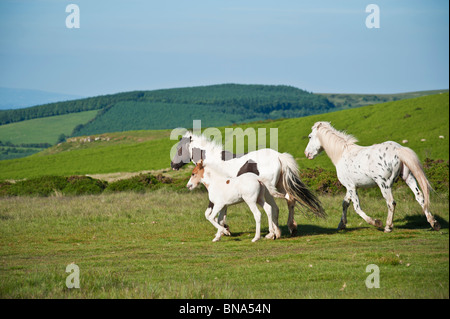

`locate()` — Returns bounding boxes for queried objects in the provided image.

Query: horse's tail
[397,146,431,212]
[278,152,326,218]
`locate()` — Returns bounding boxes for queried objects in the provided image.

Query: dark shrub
[105,173,165,193]
[299,167,345,195]
[0,180,12,197]
[63,176,108,195]
[7,176,68,197]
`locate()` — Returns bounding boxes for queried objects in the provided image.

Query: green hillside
[0,110,98,145]
[0,84,334,160]
[2,84,447,162]
[0,110,98,160]
[72,84,335,136]
[0,84,335,129]
[0,93,447,180]
[74,101,247,134]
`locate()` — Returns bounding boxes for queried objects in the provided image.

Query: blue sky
[0,0,448,97]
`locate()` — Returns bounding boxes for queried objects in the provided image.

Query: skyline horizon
[2,83,449,105]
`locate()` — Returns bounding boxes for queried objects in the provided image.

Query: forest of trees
[71,84,336,136]
[0,91,144,125]
[0,84,336,128]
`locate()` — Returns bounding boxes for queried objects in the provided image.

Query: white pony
[304,121,441,232]
[171,133,325,238]
[187,160,275,242]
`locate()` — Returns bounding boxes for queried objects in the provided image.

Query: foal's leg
[216,207,230,235]
[256,188,273,238]
[347,188,383,228]
[403,173,441,231]
[207,201,230,234]
[246,202,262,242]
[205,204,229,242]
[263,192,281,239]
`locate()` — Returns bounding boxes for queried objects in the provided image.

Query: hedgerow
[0,159,447,198]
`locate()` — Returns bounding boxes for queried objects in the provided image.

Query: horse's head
[170,136,192,170]
[186,160,204,190]
[304,122,326,160]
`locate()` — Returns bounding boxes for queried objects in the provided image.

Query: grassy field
[0,93,448,180]
[0,110,98,160]
[0,110,98,145]
[0,187,448,298]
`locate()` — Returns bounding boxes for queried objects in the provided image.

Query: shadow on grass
[397,214,449,230]
[278,224,368,237]
[227,224,372,239]
[221,215,448,241]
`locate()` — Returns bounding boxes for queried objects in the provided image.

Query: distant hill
[0,84,335,128]
[0,84,336,160]
[72,84,336,136]
[0,84,448,161]
[318,89,449,109]
[0,93,447,180]
[0,87,83,110]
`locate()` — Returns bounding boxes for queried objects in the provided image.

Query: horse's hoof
[374,219,383,228]
[384,227,393,233]
[251,237,260,243]
[275,229,281,239]
[289,228,298,237]
[432,221,441,231]
[222,229,231,236]
[337,222,346,231]
[212,237,221,242]
[265,233,275,240]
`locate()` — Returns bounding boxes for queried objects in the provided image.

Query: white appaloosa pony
[187,160,275,242]
[304,121,440,232]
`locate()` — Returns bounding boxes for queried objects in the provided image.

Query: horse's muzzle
[170,161,182,170]
[305,151,315,160]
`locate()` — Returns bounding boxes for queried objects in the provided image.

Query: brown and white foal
[187,160,279,242]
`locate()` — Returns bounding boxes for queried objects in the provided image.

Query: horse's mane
[184,131,224,161]
[313,122,358,163]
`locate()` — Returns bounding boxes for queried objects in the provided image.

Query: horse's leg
[348,188,383,228]
[285,194,297,236]
[403,173,441,231]
[378,185,396,232]
[337,192,351,230]
[263,192,281,239]
[275,175,297,236]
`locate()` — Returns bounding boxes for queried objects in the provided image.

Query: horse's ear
[189,136,192,142]
[315,122,324,130]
